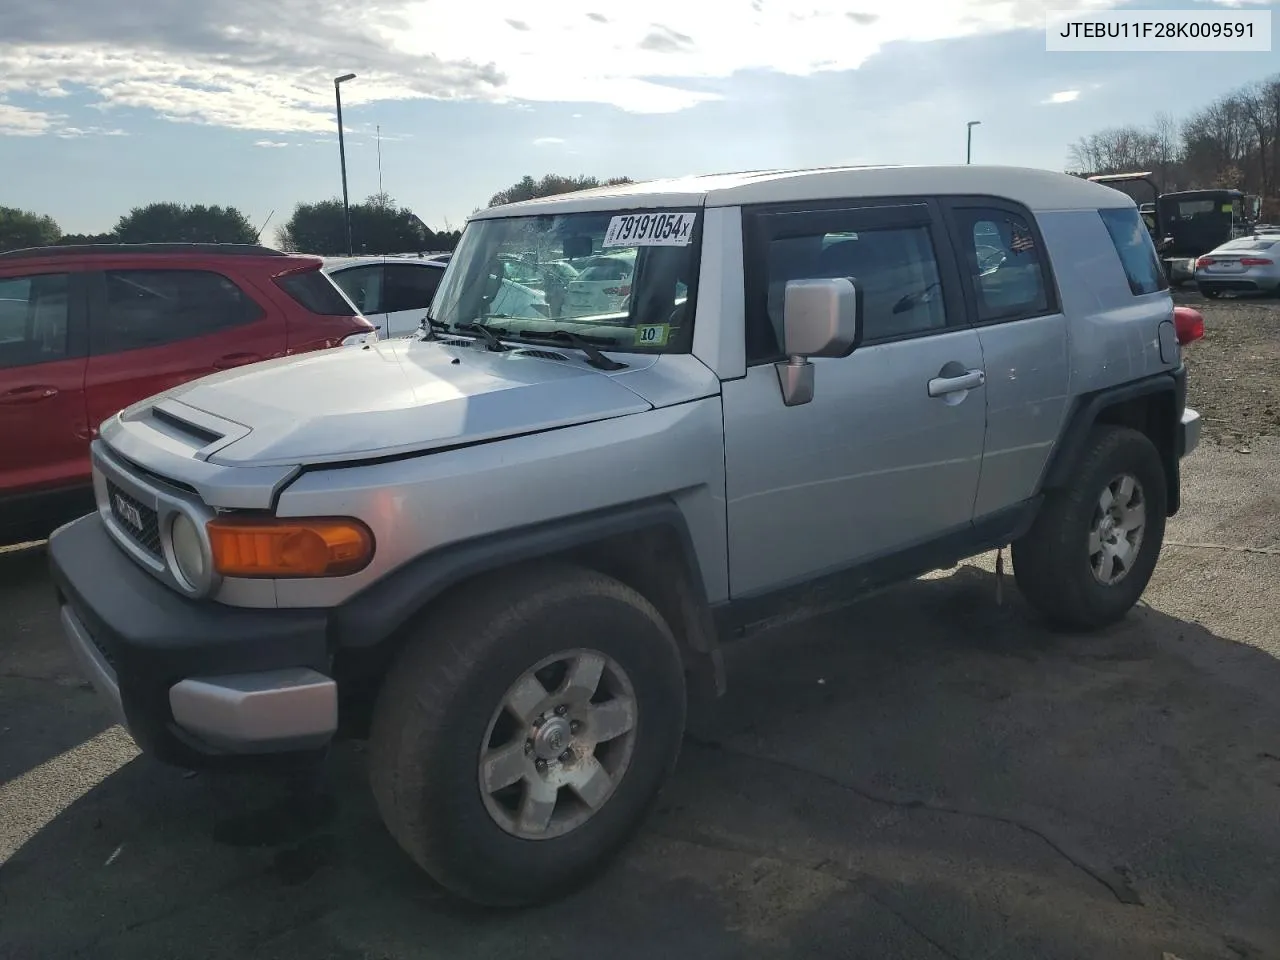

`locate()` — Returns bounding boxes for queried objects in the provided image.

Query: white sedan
[1194,235,1280,299]
[323,256,447,339]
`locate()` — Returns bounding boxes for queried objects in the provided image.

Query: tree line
[0,196,461,255]
[1067,71,1280,217]
[0,173,639,255]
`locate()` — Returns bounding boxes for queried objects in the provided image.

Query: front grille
[106,480,162,556]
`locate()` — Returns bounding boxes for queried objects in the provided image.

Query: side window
[1098,207,1168,295]
[953,207,1051,322]
[382,264,443,314]
[753,224,947,360]
[330,265,383,314]
[95,270,264,354]
[0,273,71,369]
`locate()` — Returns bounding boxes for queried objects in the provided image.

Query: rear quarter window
[276,269,359,316]
[1098,207,1168,296]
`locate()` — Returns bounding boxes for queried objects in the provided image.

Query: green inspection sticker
[634,324,670,346]
[1222,204,1234,213]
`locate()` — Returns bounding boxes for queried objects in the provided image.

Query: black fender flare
[1037,369,1184,515]
[328,496,721,668]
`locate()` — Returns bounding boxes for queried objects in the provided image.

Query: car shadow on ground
[2,561,1279,960]
[0,542,118,786]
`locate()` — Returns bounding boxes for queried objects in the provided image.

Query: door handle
[213,353,263,370]
[927,369,985,397]
[0,385,59,405]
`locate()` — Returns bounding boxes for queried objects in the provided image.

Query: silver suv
[49,165,1203,907]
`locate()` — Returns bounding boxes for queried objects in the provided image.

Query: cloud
[533,136,565,145]
[1043,89,1080,104]
[57,125,128,138]
[638,25,696,53]
[0,0,1133,132]
[0,102,58,136]
[254,139,290,147]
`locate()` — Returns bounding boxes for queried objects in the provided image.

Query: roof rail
[0,242,290,261]
[1087,171,1155,183]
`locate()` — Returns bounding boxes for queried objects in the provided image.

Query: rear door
[83,265,287,436]
[941,199,1069,518]
[381,262,444,337]
[0,268,90,495]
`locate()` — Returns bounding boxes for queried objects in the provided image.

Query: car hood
[150,338,654,468]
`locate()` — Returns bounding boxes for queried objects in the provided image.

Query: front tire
[1012,426,1167,630]
[368,563,687,906]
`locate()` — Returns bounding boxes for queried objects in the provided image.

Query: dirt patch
[1175,289,1280,448]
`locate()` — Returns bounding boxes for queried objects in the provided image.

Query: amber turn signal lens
[207,517,374,578]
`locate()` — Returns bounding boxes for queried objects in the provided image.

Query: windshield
[432,208,701,353]
[1173,197,1240,220]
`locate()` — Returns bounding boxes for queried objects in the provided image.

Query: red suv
[0,243,374,544]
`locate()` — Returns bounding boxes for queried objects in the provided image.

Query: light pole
[334,73,356,256]
[966,120,981,165]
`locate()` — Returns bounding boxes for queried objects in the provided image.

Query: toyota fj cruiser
[49,165,1203,907]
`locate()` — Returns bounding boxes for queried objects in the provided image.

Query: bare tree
[1066,71,1280,210]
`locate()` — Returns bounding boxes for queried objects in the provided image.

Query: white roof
[321,255,447,272]
[470,165,1134,221]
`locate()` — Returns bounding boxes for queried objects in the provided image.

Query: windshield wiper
[453,321,511,351]
[513,330,627,371]
[418,314,450,340]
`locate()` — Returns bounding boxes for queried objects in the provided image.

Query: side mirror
[775,278,860,407]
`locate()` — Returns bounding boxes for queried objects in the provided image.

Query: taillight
[1239,257,1273,266]
[1195,257,1215,268]
[1173,306,1204,346]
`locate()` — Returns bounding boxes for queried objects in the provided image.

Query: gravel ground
[1175,289,1280,450]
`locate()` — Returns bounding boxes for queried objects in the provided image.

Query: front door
[328,263,389,336]
[722,200,988,598]
[0,269,90,497]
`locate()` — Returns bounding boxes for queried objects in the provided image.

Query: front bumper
[49,513,337,768]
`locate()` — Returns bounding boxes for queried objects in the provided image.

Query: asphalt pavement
[1,439,1278,960]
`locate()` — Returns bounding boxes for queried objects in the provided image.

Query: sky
[0,0,1276,239]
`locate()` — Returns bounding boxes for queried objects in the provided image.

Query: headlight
[170,513,207,588]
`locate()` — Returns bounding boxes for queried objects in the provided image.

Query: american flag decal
[1010,229,1035,253]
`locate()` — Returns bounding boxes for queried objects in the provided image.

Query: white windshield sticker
[603,212,697,248]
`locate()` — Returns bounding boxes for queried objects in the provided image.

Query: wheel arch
[329,496,725,720]
[1038,371,1183,517]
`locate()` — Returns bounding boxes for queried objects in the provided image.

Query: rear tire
[1012,426,1167,630]
[1198,283,1221,299]
[368,563,687,907]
